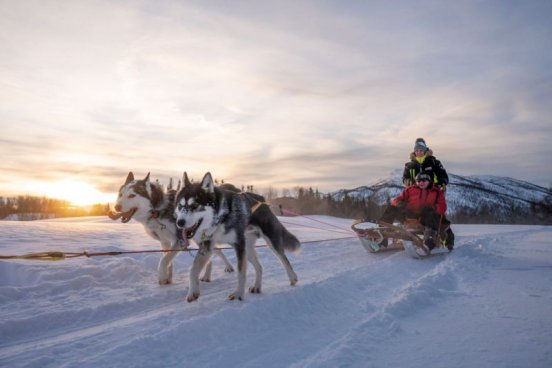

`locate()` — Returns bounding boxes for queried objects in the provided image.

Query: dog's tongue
[107,210,123,220]
[181,235,190,248]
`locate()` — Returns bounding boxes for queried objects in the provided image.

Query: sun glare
[43,180,115,207]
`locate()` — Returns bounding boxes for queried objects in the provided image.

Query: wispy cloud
[1,0,551,201]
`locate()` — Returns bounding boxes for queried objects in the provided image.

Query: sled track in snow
[0,238,399,366]
[2,221,551,367]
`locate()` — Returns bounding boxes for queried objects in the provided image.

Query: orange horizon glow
[3,180,116,207]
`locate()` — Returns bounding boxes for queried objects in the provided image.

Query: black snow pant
[381,206,441,230]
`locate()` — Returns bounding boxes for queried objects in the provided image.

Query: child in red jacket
[380,172,453,250]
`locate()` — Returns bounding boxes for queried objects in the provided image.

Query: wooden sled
[351,219,450,259]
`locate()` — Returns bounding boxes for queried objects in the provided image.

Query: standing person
[402,138,449,192]
[380,172,454,251]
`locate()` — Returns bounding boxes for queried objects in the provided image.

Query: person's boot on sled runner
[378,172,454,251]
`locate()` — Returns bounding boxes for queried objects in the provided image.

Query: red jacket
[391,185,447,215]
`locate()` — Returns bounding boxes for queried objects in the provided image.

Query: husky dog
[174,172,300,302]
[108,172,234,285]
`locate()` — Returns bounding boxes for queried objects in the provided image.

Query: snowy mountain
[330,171,551,221]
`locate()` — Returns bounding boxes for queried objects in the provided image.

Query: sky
[1,0,551,205]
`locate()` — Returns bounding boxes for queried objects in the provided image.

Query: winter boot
[445,228,455,251]
[423,227,436,250]
[439,223,449,243]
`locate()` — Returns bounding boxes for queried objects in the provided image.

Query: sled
[351,218,451,259]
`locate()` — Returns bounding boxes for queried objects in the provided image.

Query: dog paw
[249,286,261,294]
[186,292,200,303]
[158,278,172,285]
[200,276,211,282]
[224,266,234,273]
[289,273,298,286]
[228,293,244,301]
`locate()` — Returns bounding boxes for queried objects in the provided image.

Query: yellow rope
[0,251,67,261]
[0,236,357,262]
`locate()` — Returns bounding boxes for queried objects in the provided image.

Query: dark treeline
[265,186,552,225]
[2,185,551,224]
[0,196,110,220]
[266,186,386,221]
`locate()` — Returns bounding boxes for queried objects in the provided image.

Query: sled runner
[351,218,451,259]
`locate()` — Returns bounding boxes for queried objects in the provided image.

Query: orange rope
[0,236,357,261]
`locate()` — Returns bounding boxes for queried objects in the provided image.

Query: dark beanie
[415,172,432,182]
[414,138,428,152]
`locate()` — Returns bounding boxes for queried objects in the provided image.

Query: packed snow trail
[0,218,551,368]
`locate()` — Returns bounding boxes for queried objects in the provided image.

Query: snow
[1,216,551,368]
[2,213,56,221]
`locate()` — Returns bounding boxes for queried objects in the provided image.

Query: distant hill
[328,171,551,223]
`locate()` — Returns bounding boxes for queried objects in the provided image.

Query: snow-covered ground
[1,216,551,368]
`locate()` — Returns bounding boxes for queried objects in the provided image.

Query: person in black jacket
[402,138,449,191]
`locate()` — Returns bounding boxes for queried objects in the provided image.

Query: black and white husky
[109,172,234,285]
[174,172,300,302]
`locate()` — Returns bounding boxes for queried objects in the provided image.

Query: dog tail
[251,204,301,254]
[281,226,301,253]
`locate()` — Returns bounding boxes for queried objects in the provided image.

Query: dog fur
[174,172,300,302]
[109,172,234,285]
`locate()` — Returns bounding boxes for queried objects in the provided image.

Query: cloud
[1,0,551,198]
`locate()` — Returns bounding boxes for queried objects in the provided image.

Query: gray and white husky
[174,172,300,302]
[109,172,234,285]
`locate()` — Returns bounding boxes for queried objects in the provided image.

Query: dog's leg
[187,242,213,302]
[246,232,262,293]
[200,261,213,282]
[201,248,234,281]
[158,240,179,285]
[263,235,298,286]
[229,241,247,301]
[214,248,234,273]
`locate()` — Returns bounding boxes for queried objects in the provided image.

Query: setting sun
[42,180,114,207]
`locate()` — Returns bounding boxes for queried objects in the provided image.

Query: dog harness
[148,210,167,230]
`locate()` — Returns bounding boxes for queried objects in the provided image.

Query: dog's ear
[183,172,192,187]
[125,172,134,185]
[200,172,215,193]
[141,172,154,199]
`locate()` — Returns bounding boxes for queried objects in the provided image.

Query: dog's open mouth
[107,208,137,223]
[182,218,203,239]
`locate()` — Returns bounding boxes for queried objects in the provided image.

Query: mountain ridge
[329,172,550,221]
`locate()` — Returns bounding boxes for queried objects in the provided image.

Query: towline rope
[280,220,354,236]
[281,208,357,235]
[0,206,360,262]
[0,236,358,261]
